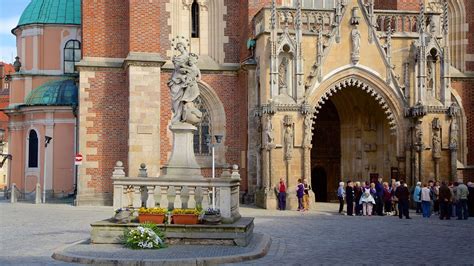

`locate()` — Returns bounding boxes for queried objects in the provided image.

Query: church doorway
[310,85,397,202]
[311,99,341,202]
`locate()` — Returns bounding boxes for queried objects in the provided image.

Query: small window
[191,0,200,38]
[28,130,38,168]
[64,40,81,74]
[193,96,211,155]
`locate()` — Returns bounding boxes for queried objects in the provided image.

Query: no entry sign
[75,153,83,165]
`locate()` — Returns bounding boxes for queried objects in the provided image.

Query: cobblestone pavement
[1,201,473,265]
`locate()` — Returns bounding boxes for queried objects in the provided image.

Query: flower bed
[124,223,166,249]
[138,207,167,224]
[171,208,200,225]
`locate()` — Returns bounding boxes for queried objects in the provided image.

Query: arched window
[28,130,38,168]
[193,96,211,155]
[191,0,200,38]
[64,40,81,74]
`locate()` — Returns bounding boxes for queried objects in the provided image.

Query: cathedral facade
[6,0,472,209]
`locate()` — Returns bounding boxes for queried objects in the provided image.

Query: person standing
[413,182,422,214]
[421,183,432,218]
[303,179,311,211]
[392,181,400,216]
[455,181,470,220]
[375,178,384,216]
[359,184,376,216]
[449,182,457,217]
[354,181,363,216]
[468,182,474,217]
[395,180,411,219]
[296,179,305,211]
[346,181,355,216]
[383,182,392,215]
[277,178,286,211]
[337,182,345,214]
[439,181,452,220]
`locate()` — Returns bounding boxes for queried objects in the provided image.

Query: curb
[52,233,271,265]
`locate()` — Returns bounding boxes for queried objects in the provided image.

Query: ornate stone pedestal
[162,123,203,179]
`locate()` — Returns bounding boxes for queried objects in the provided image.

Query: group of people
[338,178,474,220]
[276,178,311,211]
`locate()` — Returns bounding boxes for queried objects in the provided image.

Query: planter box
[172,214,199,225]
[138,214,165,224]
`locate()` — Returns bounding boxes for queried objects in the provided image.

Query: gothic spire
[270,0,276,30]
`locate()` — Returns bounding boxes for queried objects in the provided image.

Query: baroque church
[4,0,474,210]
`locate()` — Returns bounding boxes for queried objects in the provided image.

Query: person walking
[383,182,392,215]
[375,178,384,216]
[277,178,286,211]
[468,182,474,217]
[455,181,470,220]
[359,184,376,216]
[413,182,422,214]
[337,181,345,214]
[395,180,411,219]
[439,181,452,220]
[346,181,355,216]
[354,181,363,216]
[303,179,311,211]
[449,182,457,217]
[296,179,305,211]
[392,181,400,217]
[421,183,432,218]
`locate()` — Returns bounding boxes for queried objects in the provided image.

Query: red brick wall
[374,0,419,11]
[83,71,129,193]
[452,79,474,167]
[224,0,242,63]
[374,0,397,10]
[129,1,161,53]
[82,0,129,58]
[465,0,474,71]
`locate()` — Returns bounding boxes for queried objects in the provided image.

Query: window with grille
[300,0,335,9]
[193,96,211,155]
[64,40,81,74]
[28,130,38,168]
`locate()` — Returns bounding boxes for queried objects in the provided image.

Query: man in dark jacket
[375,178,384,216]
[346,181,355,216]
[468,182,474,217]
[395,180,411,219]
[438,181,452,220]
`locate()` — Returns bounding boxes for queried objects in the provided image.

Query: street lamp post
[43,136,52,203]
[207,134,223,210]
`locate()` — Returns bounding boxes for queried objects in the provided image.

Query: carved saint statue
[432,130,441,158]
[264,117,275,148]
[449,117,458,149]
[278,57,288,93]
[284,125,293,160]
[168,41,202,125]
[351,26,361,62]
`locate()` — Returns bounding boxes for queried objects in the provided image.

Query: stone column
[124,53,165,177]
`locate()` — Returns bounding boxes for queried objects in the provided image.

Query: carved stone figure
[284,125,293,160]
[415,119,423,146]
[168,41,202,125]
[278,57,288,93]
[432,130,441,158]
[351,26,361,64]
[449,117,458,149]
[264,116,275,149]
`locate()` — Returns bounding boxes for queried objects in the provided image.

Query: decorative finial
[270,0,276,30]
[295,0,302,30]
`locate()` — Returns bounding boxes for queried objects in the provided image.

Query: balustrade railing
[111,162,242,223]
[374,11,433,33]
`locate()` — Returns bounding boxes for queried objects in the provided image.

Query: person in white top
[421,183,432,218]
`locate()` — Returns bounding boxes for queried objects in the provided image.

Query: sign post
[75,153,83,166]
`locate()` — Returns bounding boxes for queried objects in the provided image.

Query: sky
[0,0,31,64]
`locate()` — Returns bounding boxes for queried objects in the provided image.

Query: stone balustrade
[111,162,242,223]
[253,7,336,36]
[374,10,435,33]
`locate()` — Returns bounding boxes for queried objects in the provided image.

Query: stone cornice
[123,52,166,69]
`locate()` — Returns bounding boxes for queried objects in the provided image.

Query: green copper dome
[25,79,78,106]
[15,0,81,30]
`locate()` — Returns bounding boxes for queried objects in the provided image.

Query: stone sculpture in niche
[350,7,360,64]
[279,57,288,94]
[432,130,441,158]
[168,40,202,125]
[449,117,458,149]
[264,116,275,150]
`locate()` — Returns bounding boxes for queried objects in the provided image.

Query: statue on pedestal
[168,41,202,125]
